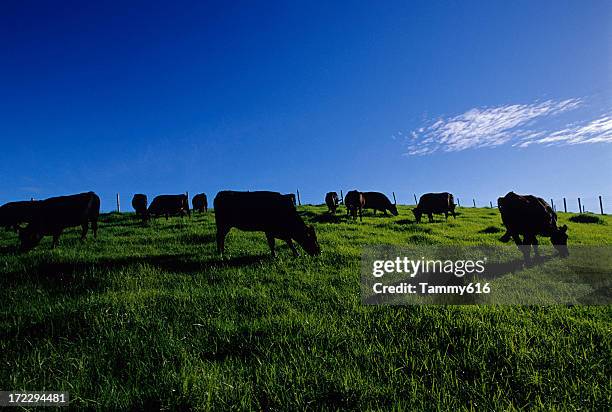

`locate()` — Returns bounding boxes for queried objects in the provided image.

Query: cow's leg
[216,226,229,255]
[92,219,98,238]
[80,222,89,241]
[265,232,276,257]
[428,213,433,223]
[359,207,363,222]
[285,239,300,257]
[165,213,169,220]
[52,230,62,248]
[513,233,531,264]
[528,235,540,260]
[445,212,449,220]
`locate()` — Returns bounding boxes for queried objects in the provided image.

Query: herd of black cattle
[0,190,568,262]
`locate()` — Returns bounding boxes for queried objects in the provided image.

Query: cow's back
[363,192,389,208]
[418,192,453,213]
[498,192,556,234]
[215,191,298,231]
[34,192,99,228]
[149,195,188,214]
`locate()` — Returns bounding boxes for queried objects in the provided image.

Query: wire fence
[453,195,611,215]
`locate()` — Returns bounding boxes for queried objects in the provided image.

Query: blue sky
[1,1,611,211]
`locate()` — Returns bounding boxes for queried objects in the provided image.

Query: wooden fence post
[599,196,604,215]
[489,201,493,208]
[550,198,554,211]
[413,194,418,205]
[563,198,567,213]
[578,198,582,214]
[116,193,120,213]
[473,199,476,208]
[392,192,397,204]
[340,190,344,204]
[297,189,301,206]
[457,198,460,207]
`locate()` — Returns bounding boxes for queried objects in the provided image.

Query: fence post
[413,194,418,205]
[550,198,554,211]
[563,198,567,213]
[457,198,461,207]
[340,190,344,204]
[578,198,582,214]
[473,199,476,208]
[297,189,301,206]
[599,196,604,215]
[392,192,397,204]
[116,193,120,213]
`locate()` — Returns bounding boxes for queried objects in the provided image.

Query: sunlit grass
[1,206,610,410]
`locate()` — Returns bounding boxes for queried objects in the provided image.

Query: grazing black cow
[0,200,38,231]
[345,190,365,221]
[192,193,208,213]
[413,192,456,223]
[19,192,100,251]
[214,191,320,257]
[148,194,190,220]
[325,192,339,214]
[498,191,568,263]
[131,194,148,220]
[363,192,398,216]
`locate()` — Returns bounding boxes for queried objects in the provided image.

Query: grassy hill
[1,205,610,410]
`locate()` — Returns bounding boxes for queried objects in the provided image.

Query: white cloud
[402,98,611,155]
[526,115,612,146]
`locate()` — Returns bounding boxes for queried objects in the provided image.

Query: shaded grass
[569,213,606,224]
[1,206,611,410]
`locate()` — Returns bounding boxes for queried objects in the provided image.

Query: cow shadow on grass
[299,210,352,224]
[1,252,270,297]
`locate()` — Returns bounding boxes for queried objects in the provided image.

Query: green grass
[1,206,611,410]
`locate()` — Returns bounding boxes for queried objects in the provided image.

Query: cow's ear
[560,224,568,232]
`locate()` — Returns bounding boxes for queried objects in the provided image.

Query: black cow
[192,193,208,213]
[131,194,148,221]
[363,192,398,216]
[214,191,320,257]
[325,192,339,214]
[345,190,365,221]
[19,192,100,251]
[0,200,38,231]
[148,194,190,220]
[498,191,568,263]
[413,192,456,223]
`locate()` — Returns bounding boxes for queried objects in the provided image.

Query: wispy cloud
[515,115,612,148]
[402,98,611,155]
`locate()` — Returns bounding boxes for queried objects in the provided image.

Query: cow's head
[297,224,321,256]
[389,204,399,216]
[412,208,422,223]
[550,224,569,257]
[18,225,43,252]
